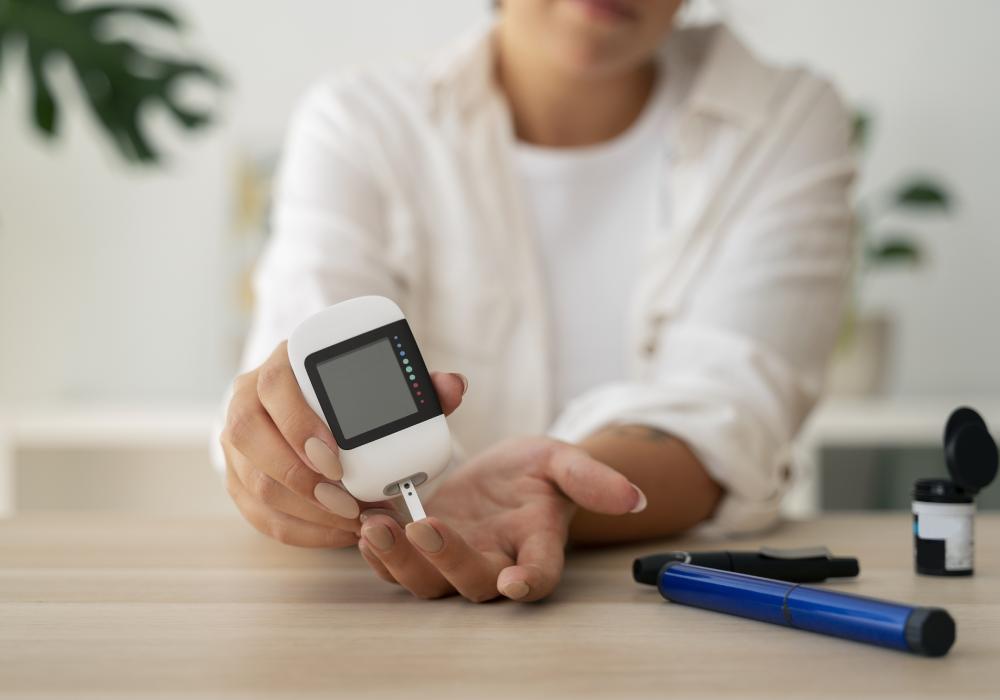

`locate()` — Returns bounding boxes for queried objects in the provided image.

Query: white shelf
[1,398,998,518]
[785,396,1000,517]
[798,397,1000,449]
[0,404,217,448]
[0,404,218,516]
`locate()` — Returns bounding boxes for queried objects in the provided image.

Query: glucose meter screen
[315,337,418,439]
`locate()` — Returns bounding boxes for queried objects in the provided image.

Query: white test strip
[398,479,427,521]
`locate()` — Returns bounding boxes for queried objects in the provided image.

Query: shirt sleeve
[244,80,408,370]
[549,79,856,535]
[210,79,407,472]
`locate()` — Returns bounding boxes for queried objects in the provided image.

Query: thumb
[430,371,468,417]
[546,445,646,515]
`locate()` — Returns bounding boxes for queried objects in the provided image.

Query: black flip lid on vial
[944,407,999,495]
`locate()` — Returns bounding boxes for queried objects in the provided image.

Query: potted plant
[827,112,953,396]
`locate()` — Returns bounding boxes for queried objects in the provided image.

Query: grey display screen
[315,337,418,440]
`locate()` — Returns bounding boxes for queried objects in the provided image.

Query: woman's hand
[358,436,646,601]
[220,341,467,548]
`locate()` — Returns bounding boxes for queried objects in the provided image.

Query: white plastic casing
[287,296,452,503]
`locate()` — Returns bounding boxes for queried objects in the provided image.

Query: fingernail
[454,372,469,395]
[360,508,403,524]
[406,521,444,553]
[304,437,342,480]
[361,523,394,552]
[314,482,360,519]
[500,580,530,600]
[629,484,648,514]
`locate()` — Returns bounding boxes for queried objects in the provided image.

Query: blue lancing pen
[657,563,955,656]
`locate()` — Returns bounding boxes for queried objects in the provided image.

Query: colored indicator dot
[416,391,422,396]
[409,374,416,380]
[412,382,419,388]
[420,399,425,404]
[393,336,398,340]
[396,343,401,348]
[399,351,405,357]
[403,359,410,365]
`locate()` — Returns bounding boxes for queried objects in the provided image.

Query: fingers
[359,515,453,599]
[404,518,507,603]
[222,376,360,520]
[257,342,342,481]
[430,371,468,417]
[497,530,566,602]
[547,445,646,515]
[359,508,406,526]
[359,514,509,603]
[358,540,398,585]
[226,462,359,548]
[227,447,361,532]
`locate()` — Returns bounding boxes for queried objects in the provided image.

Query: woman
[218,0,854,603]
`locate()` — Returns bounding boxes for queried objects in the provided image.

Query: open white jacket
[234,24,855,535]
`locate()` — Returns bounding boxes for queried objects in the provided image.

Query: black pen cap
[632,552,731,585]
[633,553,685,585]
[828,557,861,578]
[905,607,956,657]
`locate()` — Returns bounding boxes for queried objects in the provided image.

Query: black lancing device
[633,546,860,585]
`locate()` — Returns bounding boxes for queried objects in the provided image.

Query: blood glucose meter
[288,296,452,519]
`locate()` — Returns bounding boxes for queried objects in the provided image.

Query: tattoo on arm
[609,425,674,443]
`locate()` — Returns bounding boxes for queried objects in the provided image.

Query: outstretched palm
[357,436,644,602]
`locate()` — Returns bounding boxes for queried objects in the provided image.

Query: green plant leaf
[79,4,182,29]
[895,179,951,210]
[866,237,923,266]
[0,0,222,164]
[851,110,870,151]
[27,44,58,135]
[0,29,6,87]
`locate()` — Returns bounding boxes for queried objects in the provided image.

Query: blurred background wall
[0,0,484,404]
[1,0,998,514]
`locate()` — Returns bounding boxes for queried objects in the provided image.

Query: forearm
[570,425,722,545]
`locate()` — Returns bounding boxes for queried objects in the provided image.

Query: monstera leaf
[0,0,222,163]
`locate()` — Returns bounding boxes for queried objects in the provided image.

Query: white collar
[426,22,782,133]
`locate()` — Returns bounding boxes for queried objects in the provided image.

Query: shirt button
[643,340,657,356]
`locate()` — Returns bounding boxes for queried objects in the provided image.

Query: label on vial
[913,501,975,572]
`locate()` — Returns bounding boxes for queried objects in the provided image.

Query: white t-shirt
[513,72,680,413]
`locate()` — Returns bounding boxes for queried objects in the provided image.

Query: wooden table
[1,513,997,699]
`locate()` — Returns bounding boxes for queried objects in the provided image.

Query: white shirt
[514,70,681,413]
[225,24,856,535]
